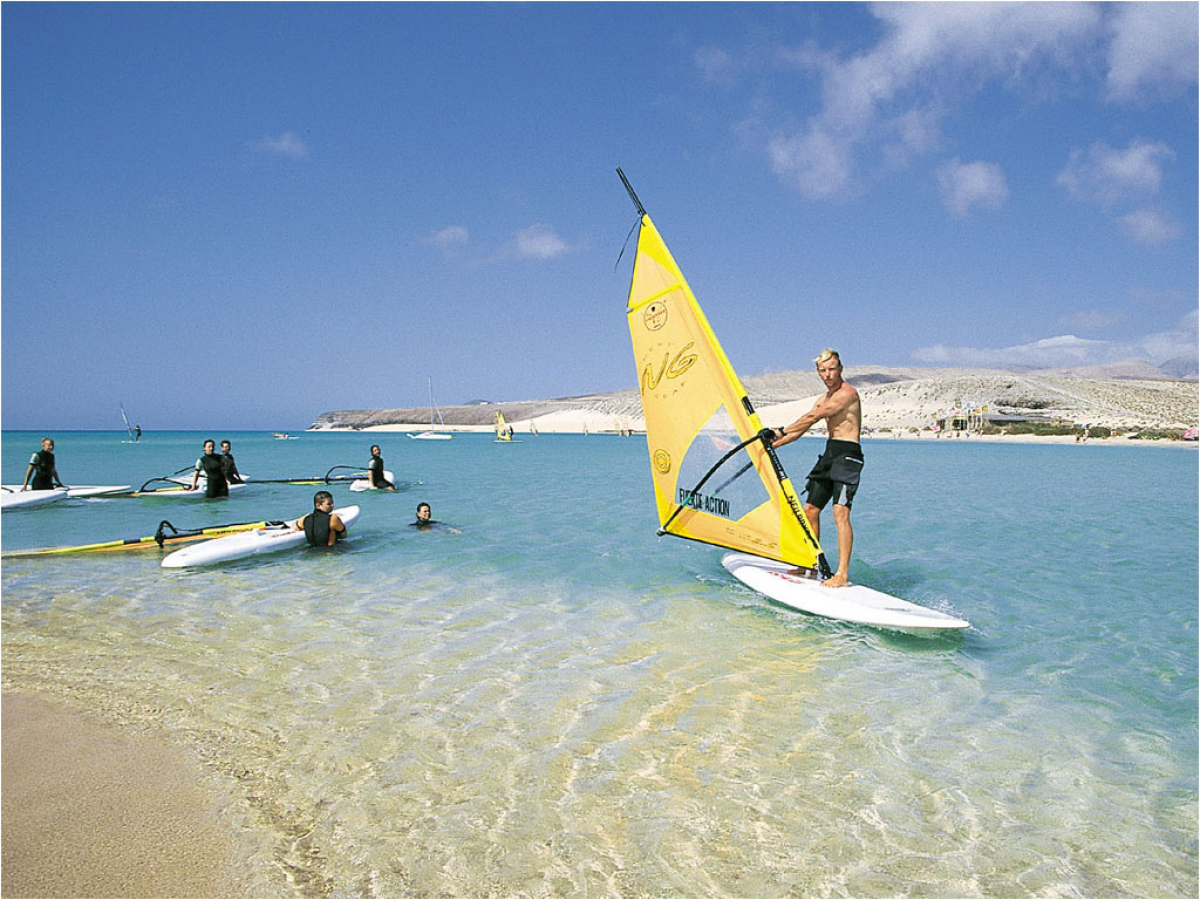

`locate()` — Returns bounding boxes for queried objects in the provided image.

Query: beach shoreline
[310,420,1198,448]
[1,692,258,899]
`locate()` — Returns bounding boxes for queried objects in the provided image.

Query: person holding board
[292,491,349,547]
[188,440,229,498]
[771,348,863,588]
[22,437,66,491]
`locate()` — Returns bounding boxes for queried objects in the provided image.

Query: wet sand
[2,693,242,898]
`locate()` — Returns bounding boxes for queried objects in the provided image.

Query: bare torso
[825,382,861,443]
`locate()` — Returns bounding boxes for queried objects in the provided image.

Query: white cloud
[912,312,1199,369]
[1117,208,1180,246]
[937,158,1009,216]
[768,3,1100,198]
[695,46,736,86]
[768,126,853,199]
[428,225,469,255]
[249,131,308,159]
[1106,3,1199,101]
[1056,139,1174,205]
[514,224,571,260]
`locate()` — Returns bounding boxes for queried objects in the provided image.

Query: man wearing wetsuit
[367,445,396,491]
[22,437,65,491]
[292,491,348,547]
[220,440,243,484]
[771,349,863,588]
[188,439,229,498]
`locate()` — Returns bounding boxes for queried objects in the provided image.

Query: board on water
[162,506,360,568]
[350,470,395,491]
[722,553,969,632]
[135,481,250,499]
[0,488,69,510]
[65,485,133,498]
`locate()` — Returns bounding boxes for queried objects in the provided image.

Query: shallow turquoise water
[3,430,1197,897]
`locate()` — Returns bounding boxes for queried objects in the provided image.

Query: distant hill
[310,363,1199,431]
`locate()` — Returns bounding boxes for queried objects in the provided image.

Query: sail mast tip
[616,167,647,217]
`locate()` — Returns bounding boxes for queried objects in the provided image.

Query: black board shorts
[804,439,864,510]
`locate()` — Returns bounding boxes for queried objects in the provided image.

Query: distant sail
[621,182,828,575]
[120,403,136,441]
[495,410,513,441]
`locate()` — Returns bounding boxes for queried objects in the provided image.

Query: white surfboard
[722,553,969,633]
[162,506,360,568]
[2,483,128,498]
[138,481,250,499]
[0,487,69,510]
[349,470,395,492]
[65,485,133,498]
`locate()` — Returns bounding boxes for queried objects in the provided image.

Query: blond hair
[813,348,841,367]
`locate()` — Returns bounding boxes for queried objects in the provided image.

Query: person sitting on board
[292,490,348,547]
[367,445,396,491]
[22,437,66,491]
[771,348,863,589]
[220,440,244,484]
[188,439,230,498]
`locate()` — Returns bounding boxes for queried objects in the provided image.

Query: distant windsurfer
[293,490,348,547]
[189,439,230,498]
[772,349,863,588]
[22,437,66,491]
[367,445,396,491]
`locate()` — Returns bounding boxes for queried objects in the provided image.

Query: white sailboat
[408,377,453,440]
[618,169,968,633]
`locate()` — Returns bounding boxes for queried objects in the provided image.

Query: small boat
[408,377,453,440]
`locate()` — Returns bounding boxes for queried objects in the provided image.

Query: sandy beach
[2,694,246,899]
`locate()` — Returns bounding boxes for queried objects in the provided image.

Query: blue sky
[3,2,1196,430]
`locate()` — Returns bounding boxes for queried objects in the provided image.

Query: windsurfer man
[771,349,863,588]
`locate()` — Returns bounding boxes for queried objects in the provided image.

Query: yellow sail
[622,188,828,574]
[494,410,513,441]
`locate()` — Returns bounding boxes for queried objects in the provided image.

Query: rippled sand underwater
[3,432,1197,896]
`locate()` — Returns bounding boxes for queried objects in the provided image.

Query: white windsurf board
[722,552,969,633]
[162,506,360,568]
[0,487,69,510]
[350,470,395,492]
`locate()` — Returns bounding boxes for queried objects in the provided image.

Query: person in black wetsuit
[220,440,243,484]
[22,437,66,491]
[188,439,229,498]
[411,502,434,530]
[409,502,460,533]
[292,490,348,547]
[367,445,396,491]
